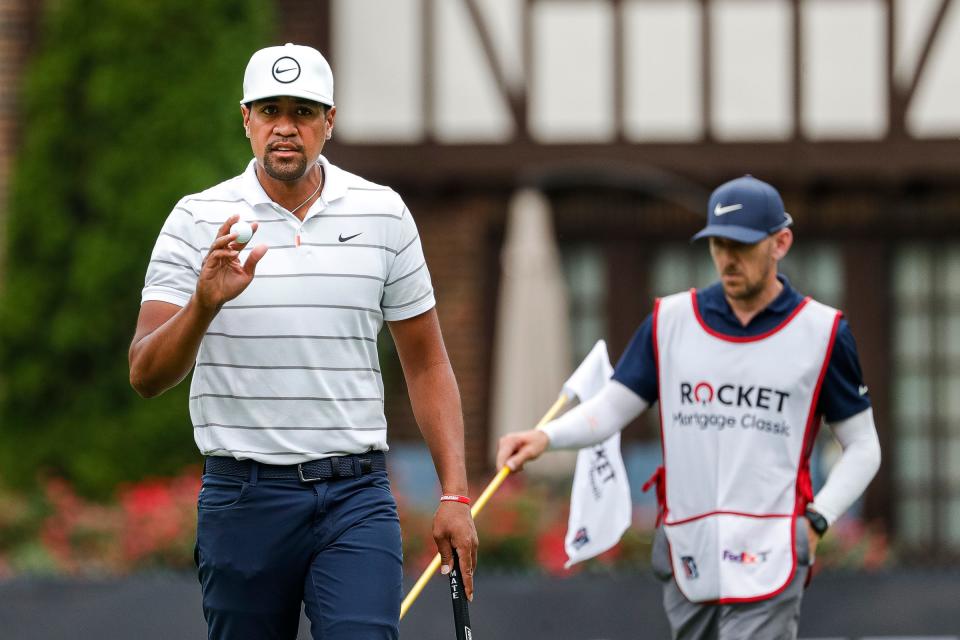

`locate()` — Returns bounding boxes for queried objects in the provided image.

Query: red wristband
[440,494,471,505]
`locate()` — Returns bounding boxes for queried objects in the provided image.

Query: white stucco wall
[331,0,960,143]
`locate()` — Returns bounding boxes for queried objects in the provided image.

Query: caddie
[498,175,881,639]
[129,43,477,640]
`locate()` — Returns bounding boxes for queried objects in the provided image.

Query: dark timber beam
[423,0,436,142]
[700,0,714,142]
[889,0,953,137]
[328,139,960,188]
[886,0,903,138]
[792,0,802,140]
[612,0,626,143]
[463,0,528,137]
[276,0,330,55]
[903,0,953,109]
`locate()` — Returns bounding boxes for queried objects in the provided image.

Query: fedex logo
[722,549,771,564]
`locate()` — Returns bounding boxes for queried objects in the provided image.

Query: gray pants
[651,520,812,640]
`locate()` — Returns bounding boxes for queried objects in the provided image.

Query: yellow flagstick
[399,392,571,620]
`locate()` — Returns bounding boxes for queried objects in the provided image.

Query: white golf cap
[241,43,334,106]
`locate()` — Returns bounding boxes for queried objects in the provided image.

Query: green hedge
[0,0,274,497]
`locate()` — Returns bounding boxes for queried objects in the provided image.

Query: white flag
[562,341,632,568]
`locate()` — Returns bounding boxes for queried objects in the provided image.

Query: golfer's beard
[263,154,308,181]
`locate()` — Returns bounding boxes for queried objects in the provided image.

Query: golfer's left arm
[389,309,478,600]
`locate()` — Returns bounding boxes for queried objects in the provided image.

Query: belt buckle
[297,463,323,483]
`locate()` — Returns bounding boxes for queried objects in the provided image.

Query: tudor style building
[4,0,960,558]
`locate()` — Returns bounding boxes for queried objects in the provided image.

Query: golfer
[129,43,477,639]
[498,175,881,639]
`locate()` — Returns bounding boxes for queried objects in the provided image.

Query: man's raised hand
[195,214,268,310]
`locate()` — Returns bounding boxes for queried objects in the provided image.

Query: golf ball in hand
[230,221,253,244]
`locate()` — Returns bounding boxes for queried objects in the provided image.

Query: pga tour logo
[571,527,590,550]
[680,555,699,579]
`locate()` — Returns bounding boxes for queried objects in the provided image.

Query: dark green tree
[0,0,274,496]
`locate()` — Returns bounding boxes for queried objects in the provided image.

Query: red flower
[536,524,575,576]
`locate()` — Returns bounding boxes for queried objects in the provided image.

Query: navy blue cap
[692,175,793,244]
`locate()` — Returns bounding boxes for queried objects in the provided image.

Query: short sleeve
[381,206,435,321]
[141,203,202,307]
[611,314,659,404]
[818,319,872,423]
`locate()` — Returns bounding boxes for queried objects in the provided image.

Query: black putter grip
[448,550,473,640]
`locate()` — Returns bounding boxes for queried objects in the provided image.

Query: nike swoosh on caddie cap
[714,203,743,216]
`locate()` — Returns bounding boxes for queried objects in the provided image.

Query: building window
[561,244,608,364]
[780,243,844,307]
[893,244,960,551]
[650,244,716,297]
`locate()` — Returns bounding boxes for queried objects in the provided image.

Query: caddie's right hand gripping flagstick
[400,340,619,620]
[448,550,473,640]
[398,391,570,621]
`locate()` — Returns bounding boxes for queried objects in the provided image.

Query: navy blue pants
[195,462,402,639]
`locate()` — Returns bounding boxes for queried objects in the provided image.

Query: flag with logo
[562,340,632,568]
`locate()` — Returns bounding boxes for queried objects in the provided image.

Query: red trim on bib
[665,510,792,527]
[651,298,669,526]
[795,311,843,515]
[691,290,812,343]
[642,466,666,526]
[712,517,800,605]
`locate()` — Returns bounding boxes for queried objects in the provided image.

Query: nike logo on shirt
[339,233,362,243]
[714,203,743,216]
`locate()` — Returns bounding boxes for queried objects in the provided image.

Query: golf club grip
[448,550,472,640]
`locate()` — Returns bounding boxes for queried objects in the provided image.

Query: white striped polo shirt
[141,155,435,464]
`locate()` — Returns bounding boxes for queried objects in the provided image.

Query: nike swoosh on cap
[274,67,297,75]
[714,203,743,216]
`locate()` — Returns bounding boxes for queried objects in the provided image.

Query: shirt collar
[238,154,347,209]
[766,273,797,314]
[316,154,347,203]
[238,158,273,208]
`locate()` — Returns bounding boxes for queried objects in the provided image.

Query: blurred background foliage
[0,0,274,497]
[0,469,889,579]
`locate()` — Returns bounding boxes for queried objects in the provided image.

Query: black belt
[204,451,386,483]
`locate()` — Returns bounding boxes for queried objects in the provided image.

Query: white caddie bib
[653,290,841,604]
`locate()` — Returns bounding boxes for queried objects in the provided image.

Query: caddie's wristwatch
[804,508,829,537]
